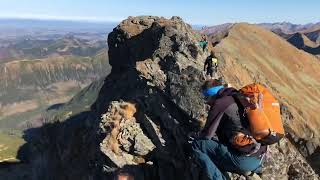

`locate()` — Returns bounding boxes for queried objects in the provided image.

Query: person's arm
[200,108,225,139]
[224,104,261,155]
[200,98,231,139]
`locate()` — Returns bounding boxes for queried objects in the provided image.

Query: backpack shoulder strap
[201,96,234,139]
[231,93,246,109]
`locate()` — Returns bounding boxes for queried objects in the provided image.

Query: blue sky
[0,0,319,25]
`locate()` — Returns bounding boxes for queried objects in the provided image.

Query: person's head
[202,35,206,40]
[210,51,216,58]
[201,79,226,104]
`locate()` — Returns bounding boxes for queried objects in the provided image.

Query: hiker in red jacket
[192,79,267,180]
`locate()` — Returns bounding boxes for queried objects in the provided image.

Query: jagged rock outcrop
[95,16,210,180]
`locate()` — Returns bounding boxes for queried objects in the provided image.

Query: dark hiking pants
[192,139,261,180]
[206,68,213,77]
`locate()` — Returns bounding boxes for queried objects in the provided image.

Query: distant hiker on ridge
[204,52,218,79]
[191,79,285,180]
[199,35,208,52]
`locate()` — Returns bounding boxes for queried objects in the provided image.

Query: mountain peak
[107,15,202,73]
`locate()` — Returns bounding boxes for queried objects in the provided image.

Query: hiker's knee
[192,150,226,180]
[192,139,207,152]
[235,156,261,173]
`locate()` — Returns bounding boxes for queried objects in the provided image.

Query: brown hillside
[0,53,109,129]
[213,23,320,141]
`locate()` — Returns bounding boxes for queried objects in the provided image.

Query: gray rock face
[95,16,210,180]
[262,139,318,180]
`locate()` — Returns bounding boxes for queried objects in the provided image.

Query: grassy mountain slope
[0,49,110,162]
[0,50,109,127]
[203,22,320,56]
[45,77,106,123]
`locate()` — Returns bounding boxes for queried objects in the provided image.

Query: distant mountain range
[0,19,115,63]
[0,35,107,62]
[201,21,320,56]
[0,18,116,42]
[259,22,320,55]
[258,22,320,34]
[0,18,116,30]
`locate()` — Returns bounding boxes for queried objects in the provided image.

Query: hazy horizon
[0,0,319,26]
[0,17,319,27]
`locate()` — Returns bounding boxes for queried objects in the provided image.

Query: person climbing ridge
[199,35,208,52]
[204,52,218,79]
[191,79,284,180]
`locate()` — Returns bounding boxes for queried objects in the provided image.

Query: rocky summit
[3,16,319,180]
[98,16,211,179]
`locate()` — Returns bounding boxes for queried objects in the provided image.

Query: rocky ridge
[95,16,318,179]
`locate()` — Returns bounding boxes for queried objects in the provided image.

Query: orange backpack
[238,83,285,145]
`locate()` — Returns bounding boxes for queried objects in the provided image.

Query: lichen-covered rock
[100,101,155,167]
